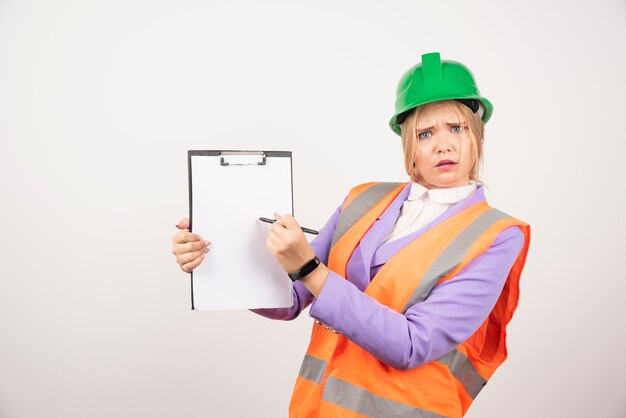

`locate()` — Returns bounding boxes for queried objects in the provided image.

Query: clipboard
[187,150,294,311]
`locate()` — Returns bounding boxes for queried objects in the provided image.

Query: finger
[173,241,208,258]
[267,226,288,249]
[175,218,190,230]
[175,239,210,256]
[172,235,205,256]
[181,253,206,273]
[173,231,202,245]
[266,237,279,256]
[273,212,284,226]
[177,248,208,266]
[269,223,288,240]
[280,214,300,230]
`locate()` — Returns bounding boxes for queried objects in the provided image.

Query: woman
[172,52,530,418]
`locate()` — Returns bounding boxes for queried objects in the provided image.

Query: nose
[435,133,453,153]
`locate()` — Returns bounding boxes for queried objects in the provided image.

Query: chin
[416,173,469,189]
[425,177,466,189]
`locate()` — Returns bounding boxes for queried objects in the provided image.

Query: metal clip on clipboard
[220,151,267,166]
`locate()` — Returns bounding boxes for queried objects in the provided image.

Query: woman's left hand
[266,213,316,274]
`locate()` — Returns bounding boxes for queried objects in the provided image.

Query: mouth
[436,159,456,167]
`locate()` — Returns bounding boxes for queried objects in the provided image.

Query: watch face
[301,257,320,277]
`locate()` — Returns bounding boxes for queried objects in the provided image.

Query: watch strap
[288,256,321,282]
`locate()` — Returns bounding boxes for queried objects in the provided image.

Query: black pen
[258,217,319,235]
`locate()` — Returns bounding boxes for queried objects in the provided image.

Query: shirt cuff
[309,270,349,327]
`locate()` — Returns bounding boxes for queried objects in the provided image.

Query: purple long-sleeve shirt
[252,183,525,370]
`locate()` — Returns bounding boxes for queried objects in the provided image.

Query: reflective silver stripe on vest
[402,208,511,313]
[436,349,487,399]
[331,182,404,248]
[300,352,486,408]
[322,376,447,418]
[298,354,327,384]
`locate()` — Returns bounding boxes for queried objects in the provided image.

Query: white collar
[407,181,477,204]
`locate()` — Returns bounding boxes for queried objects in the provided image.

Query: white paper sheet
[189,151,294,311]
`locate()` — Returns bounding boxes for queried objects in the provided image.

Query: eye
[418,131,431,140]
[451,125,467,133]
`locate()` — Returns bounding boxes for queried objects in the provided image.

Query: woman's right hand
[172,218,211,273]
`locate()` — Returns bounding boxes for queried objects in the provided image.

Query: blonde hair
[399,100,485,184]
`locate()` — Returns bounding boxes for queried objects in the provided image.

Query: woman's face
[413,101,476,189]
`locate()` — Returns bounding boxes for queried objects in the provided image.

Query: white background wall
[1,0,625,417]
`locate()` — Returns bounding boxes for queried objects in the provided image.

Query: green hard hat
[389,52,493,136]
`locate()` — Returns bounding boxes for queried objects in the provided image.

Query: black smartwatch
[288,256,321,282]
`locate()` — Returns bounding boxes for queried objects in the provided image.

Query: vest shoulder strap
[331,182,406,248]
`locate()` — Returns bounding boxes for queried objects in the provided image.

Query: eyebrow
[417,122,465,131]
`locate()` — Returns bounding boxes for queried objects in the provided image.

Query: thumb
[175,218,190,230]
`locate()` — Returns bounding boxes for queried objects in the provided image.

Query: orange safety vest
[289,182,531,418]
